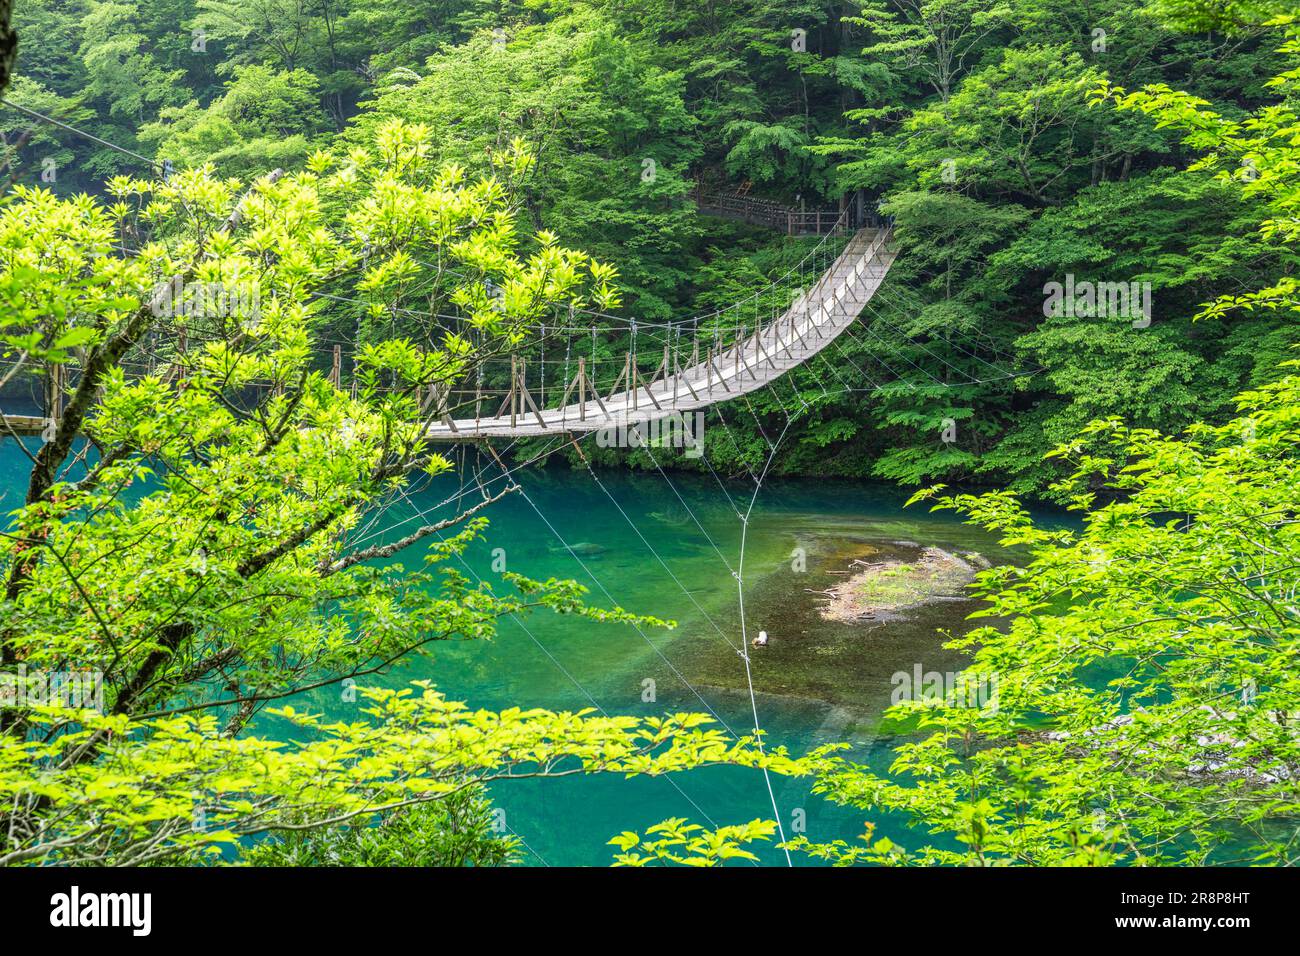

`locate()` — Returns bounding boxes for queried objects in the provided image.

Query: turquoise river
[266,465,1026,866]
[2,438,1038,866]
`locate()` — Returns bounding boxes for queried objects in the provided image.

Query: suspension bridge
[1,198,923,444]
[0,94,1035,451]
[0,91,1031,452]
[427,222,895,440]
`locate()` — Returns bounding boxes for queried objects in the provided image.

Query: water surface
[327,464,1018,865]
[0,438,1023,866]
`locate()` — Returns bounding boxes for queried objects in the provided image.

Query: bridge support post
[771,316,790,361]
[632,351,664,411]
[426,381,458,433]
[660,345,672,404]
[516,369,547,430]
[675,348,699,401]
[757,325,776,369]
[578,356,586,422]
[705,346,730,394]
[560,355,604,424]
[630,352,638,411]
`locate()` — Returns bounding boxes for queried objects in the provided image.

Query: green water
[297,465,1022,866]
[0,438,1023,866]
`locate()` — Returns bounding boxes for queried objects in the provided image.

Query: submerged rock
[552,541,608,558]
[814,547,980,623]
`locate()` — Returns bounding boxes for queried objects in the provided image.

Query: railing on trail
[692,188,845,236]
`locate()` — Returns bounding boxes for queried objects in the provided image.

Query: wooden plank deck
[0,414,46,437]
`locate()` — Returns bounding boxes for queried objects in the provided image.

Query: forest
[0,0,1296,883]
[8,0,1297,490]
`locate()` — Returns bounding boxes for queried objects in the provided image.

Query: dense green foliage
[783,3,1300,866]
[242,786,520,867]
[1,0,1297,868]
[0,126,792,866]
[8,0,1295,490]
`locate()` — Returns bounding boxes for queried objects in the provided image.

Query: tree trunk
[0,0,16,96]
